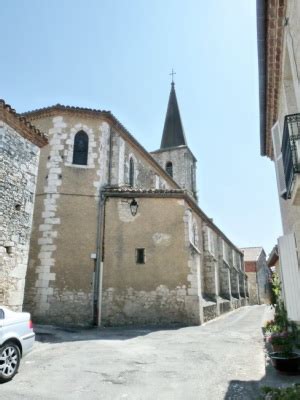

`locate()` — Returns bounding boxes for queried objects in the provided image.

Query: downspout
[94,127,113,326]
[96,190,106,326]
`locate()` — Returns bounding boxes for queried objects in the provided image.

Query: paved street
[1,305,299,400]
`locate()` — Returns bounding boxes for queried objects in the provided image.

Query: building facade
[22,84,248,326]
[0,100,47,310]
[257,0,300,321]
[241,247,271,305]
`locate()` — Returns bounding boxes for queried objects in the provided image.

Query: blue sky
[0,0,282,254]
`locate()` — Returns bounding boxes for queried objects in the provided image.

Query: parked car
[0,306,35,383]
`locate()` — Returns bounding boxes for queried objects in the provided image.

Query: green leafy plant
[265,273,300,357]
[268,331,294,355]
[260,384,300,399]
[270,273,281,306]
[264,319,282,335]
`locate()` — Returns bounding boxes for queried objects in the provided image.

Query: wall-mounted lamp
[130,198,139,216]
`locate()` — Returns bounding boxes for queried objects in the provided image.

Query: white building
[257,0,300,322]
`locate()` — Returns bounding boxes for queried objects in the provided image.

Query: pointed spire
[160,81,187,149]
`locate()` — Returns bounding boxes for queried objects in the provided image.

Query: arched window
[73,131,89,165]
[129,158,134,187]
[166,161,173,177]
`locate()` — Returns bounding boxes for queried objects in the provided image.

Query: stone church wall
[24,114,111,324]
[102,196,202,326]
[102,194,248,326]
[24,113,177,324]
[0,121,40,310]
[22,110,247,326]
[111,135,170,189]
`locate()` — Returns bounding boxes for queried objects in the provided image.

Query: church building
[22,82,248,326]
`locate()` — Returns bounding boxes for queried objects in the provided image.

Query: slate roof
[160,83,187,149]
[0,99,48,147]
[240,247,264,262]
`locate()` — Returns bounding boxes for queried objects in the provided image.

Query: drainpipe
[94,127,112,326]
[93,189,105,325]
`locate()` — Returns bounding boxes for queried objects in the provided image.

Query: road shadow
[34,323,186,344]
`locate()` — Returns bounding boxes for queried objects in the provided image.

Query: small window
[136,248,145,264]
[129,158,134,187]
[0,309,4,319]
[166,161,173,177]
[73,131,89,165]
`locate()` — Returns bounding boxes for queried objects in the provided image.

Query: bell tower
[151,78,197,200]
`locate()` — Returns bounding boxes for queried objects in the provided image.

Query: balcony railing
[282,114,300,198]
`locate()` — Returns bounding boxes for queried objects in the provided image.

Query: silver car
[0,306,35,383]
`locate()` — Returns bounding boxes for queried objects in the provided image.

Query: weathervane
[169,68,176,84]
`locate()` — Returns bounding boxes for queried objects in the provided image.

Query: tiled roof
[22,104,180,189]
[104,187,185,194]
[240,247,264,262]
[267,244,279,267]
[23,104,243,256]
[0,99,48,147]
[105,186,243,256]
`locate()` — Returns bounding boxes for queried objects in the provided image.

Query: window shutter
[272,122,287,197]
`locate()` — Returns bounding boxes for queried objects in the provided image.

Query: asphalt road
[1,305,299,400]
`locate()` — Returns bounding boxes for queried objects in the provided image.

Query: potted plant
[269,350,300,374]
[265,275,300,374]
[267,309,300,373]
[268,331,293,353]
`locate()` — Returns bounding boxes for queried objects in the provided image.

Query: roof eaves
[22,104,181,189]
[257,0,267,156]
[104,187,243,255]
[0,99,48,147]
[150,145,197,161]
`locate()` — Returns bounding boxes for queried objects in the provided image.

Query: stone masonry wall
[24,112,178,325]
[24,115,111,324]
[256,252,271,305]
[102,197,202,326]
[0,121,39,310]
[247,272,259,305]
[111,134,171,190]
[151,146,196,198]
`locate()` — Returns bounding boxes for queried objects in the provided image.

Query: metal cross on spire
[169,68,176,84]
